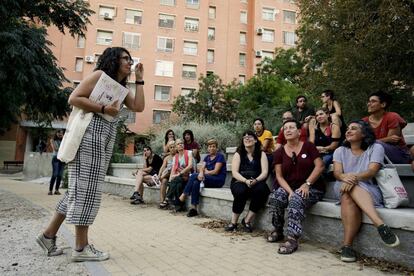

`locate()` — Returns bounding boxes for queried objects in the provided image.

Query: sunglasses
[291,152,297,165]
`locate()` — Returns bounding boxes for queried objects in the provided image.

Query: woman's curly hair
[343,120,376,150]
[95,47,131,87]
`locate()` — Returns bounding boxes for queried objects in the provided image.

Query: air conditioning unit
[103,13,113,20]
[85,56,95,63]
[256,27,263,35]
[255,50,263,58]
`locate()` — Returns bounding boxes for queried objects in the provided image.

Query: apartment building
[47,0,299,133]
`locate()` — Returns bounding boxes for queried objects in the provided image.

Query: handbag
[375,155,409,208]
[57,106,93,163]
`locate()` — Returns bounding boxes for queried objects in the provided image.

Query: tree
[297,0,414,121]
[0,0,94,133]
[172,74,239,123]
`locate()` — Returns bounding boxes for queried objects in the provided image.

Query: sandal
[267,231,284,243]
[278,238,298,255]
[224,223,238,232]
[159,200,169,209]
[241,218,253,233]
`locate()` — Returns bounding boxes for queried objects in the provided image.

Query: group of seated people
[128,90,413,263]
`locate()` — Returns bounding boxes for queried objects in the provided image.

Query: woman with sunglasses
[224,130,270,232]
[267,119,324,254]
[36,47,145,262]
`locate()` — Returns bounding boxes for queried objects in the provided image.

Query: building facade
[47,0,299,133]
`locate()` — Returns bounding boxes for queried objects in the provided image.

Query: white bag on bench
[376,155,409,208]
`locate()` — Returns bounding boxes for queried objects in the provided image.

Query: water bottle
[199,181,205,192]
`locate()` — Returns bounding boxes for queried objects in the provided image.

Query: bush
[148,120,245,155]
[110,153,132,163]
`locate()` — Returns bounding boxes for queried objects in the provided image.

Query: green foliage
[296,0,414,121]
[172,74,239,123]
[0,0,93,133]
[148,120,244,155]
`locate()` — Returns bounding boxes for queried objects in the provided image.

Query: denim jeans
[49,156,64,191]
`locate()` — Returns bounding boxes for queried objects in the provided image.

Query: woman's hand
[340,182,355,193]
[135,63,144,80]
[197,173,205,181]
[342,173,358,185]
[296,184,310,199]
[103,100,120,117]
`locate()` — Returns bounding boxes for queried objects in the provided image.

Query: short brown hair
[207,138,218,147]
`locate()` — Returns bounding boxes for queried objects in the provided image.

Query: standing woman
[268,119,324,254]
[224,131,269,233]
[48,130,65,195]
[36,47,145,261]
[163,129,176,155]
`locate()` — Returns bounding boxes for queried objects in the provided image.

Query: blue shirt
[204,152,227,181]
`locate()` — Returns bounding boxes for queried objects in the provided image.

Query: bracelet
[135,80,144,85]
[101,105,105,114]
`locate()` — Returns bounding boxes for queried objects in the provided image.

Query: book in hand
[89,72,130,121]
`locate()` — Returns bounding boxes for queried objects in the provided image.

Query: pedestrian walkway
[0,178,395,275]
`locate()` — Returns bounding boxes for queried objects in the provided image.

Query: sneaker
[36,233,63,256]
[224,223,238,232]
[187,208,198,217]
[54,190,61,195]
[241,218,253,233]
[130,197,144,205]
[48,191,53,195]
[71,244,109,262]
[377,224,400,247]
[340,246,357,262]
[129,191,140,200]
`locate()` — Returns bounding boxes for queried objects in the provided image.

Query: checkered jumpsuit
[56,114,117,226]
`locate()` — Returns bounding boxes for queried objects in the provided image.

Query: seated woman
[179,138,227,217]
[362,90,410,164]
[166,138,193,212]
[309,107,341,167]
[163,129,176,156]
[183,129,201,163]
[268,119,325,254]
[224,131,269,233]
[130,146,163,205]
[321,89,346,130]
[158,141,176,209]
[254,118,275,164]
[333,120,399,263]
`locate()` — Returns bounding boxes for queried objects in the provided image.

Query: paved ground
[0,177,397,276]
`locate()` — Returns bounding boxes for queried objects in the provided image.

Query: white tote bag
[57,106,93,163]
[376,155,409,208]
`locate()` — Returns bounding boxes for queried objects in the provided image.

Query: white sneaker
[152,174,161,187]
[36,233,64,256]
[71,244,110,262]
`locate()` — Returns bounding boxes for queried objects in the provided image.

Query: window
[239,53,246,66]
[181,88,195,96]
[206,71,214,77]
[123,32,141,50]
[75,58,83,72]
[284,0,296,3]
[160,0,175,6]
[240,32,246,45]
[262,29,275,42]
[262,51,274,60]
[157,37,174,52]
[239,75,246,85]
[153,110,171,124]
[283,31,297,45]
[240,11,247,24]
[124,110,136,124]
[209,6,216,19]
[240,0,248,3]
[127,82,136,94]
[94,53,101,62]
[99,6,115,20]
[283,10,296,24]
[207,49,214,63]
[186,0,199,8]
[262,8,275,21]
[155,60,174,77]
[183,41,198,55]
[184,17,199,32]
[159,14,175,29]
[208,28,215,41]
[125,9,142,25]
[77,36,85,48]
[154,85,171,101]
[96,30,113,45]
[182,64,197,79]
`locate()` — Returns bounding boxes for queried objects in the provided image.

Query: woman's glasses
[243,135,255,140]
[291,152,297,165]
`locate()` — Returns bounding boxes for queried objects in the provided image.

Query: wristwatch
[135,80,144,85]
[305,180,312,186]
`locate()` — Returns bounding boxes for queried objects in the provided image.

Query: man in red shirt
[362,91,410,164]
